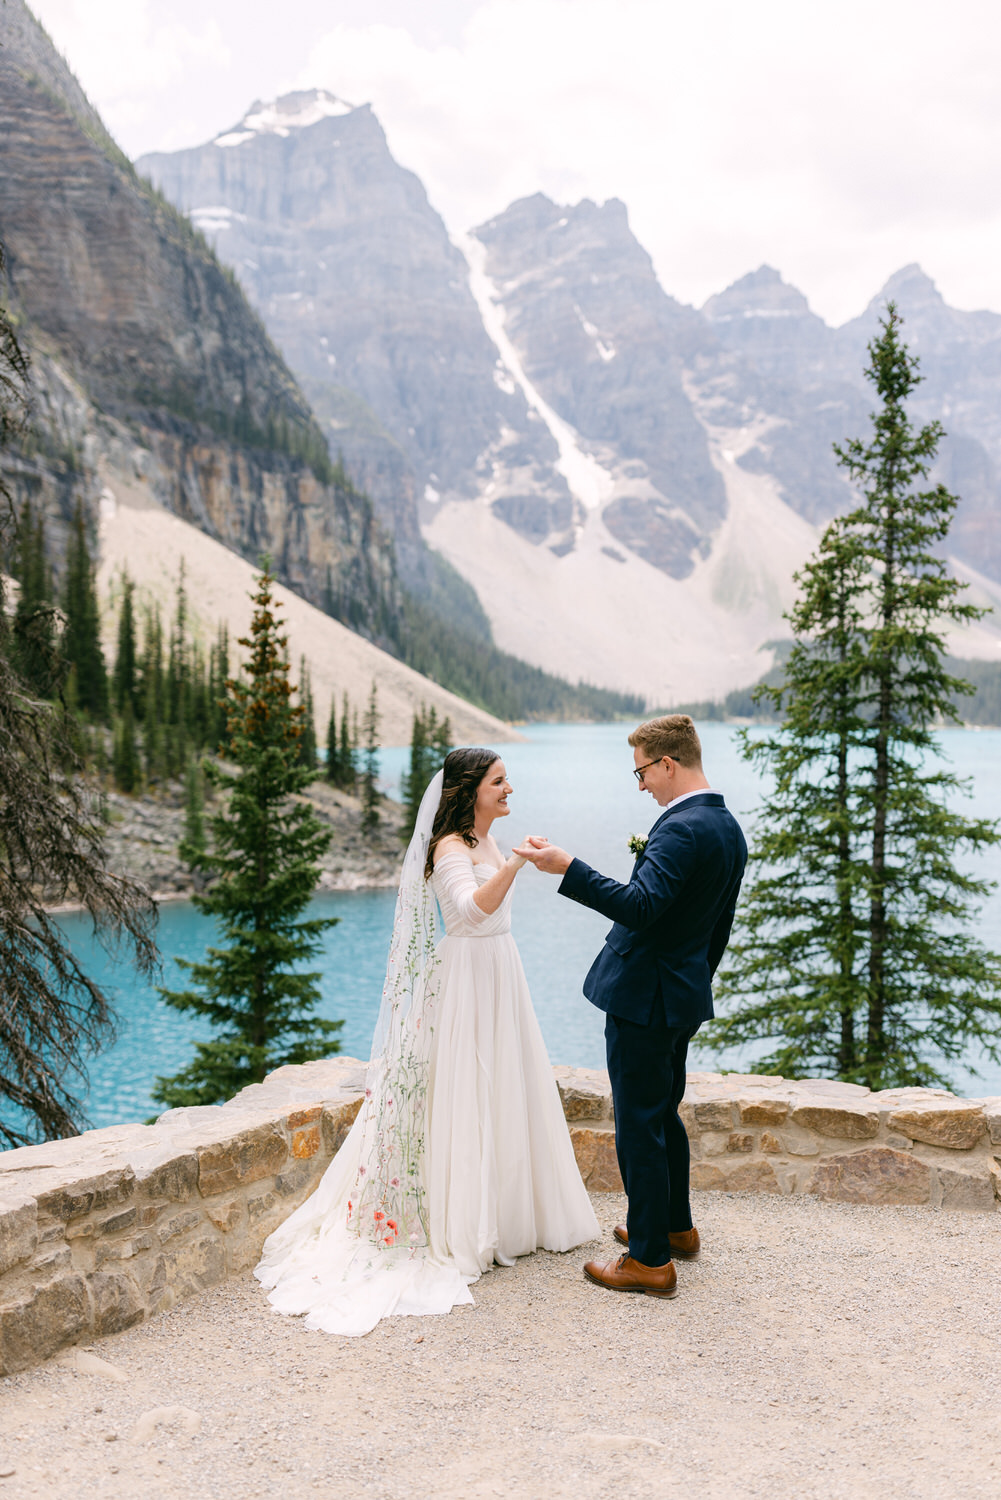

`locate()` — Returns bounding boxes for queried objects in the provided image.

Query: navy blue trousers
[604,1007,697,1267]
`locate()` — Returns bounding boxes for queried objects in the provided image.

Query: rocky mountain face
[142,91,1001,702]
[138,94,565,593]
[0,7,397,638]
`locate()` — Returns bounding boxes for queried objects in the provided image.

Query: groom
[515,715,747,1299]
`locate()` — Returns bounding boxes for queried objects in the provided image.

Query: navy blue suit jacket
[558,792,747,1028]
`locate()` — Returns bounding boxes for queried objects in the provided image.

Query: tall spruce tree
[153,566,341,1107]
[11,499,58,696]
[62,503,108,720]
[111,571,139,715]
[401,704,452,840]
[325,693,340,785]
[359,681,381,832]
[297,655,318,771]
[0,242,157,1145]
[711,306,1001,1089]
[339,692,356,793]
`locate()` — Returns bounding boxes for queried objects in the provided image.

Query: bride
[255,747,599,1335]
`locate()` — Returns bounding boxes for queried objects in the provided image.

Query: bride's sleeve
[433,848,488,925]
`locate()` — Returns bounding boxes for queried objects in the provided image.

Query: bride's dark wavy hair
[424,747,501,879]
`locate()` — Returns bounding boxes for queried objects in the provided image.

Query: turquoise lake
[25,722,1001,1133]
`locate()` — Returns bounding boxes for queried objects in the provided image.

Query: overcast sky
[25,0,1001,325]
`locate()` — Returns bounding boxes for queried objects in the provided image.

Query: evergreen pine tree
[180,753,207,870]
[141,605,167,782]
[153,565,341,1107]
[711,306,1001,1089]
[0,247,157,1145]
[111,571,138,715]
[325,693,340,785]
[297,655,318,770]
[165,563,191,777]
[400,704,452,840]
[360,681,380,832]
[11,499,57,695]
[208,623,230,751]
[61,503,108,720]
[339,692,356,793]
[112,697,140,794]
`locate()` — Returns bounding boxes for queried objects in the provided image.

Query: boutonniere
[627,834,648,859]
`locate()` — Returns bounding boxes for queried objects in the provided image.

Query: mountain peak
[702,265,814,323]
[874,263,944,308]
[213,89,358,148]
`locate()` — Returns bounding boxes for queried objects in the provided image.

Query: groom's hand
[513,837,573,875]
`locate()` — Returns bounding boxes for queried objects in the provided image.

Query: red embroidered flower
[373,1210,385,1221]
[386,1219,398,1232]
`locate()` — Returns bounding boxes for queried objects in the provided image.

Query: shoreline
[47,777,405,915]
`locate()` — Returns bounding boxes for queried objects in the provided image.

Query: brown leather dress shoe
[583,1253,678,1298]
[613,1224,701,1260]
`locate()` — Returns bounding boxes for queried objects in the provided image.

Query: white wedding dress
[255,841,599,1337]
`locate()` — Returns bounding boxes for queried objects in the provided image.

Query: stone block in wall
[159,1231,226,1301]
[36,1167,136,1226]
[738,1098,790,1126]
[726,1133,754,1154]
[88,1270,145,1337]
[990,1160,1001,1202]
[760,1132,782,1154]
[570,1127,622,1192]
[789,1105,879,1140]
[554,1068,611,1121]
[292,1126,321,1160]
[690,1163,726,1191]
[134,1151,199,1204]
[886,1103,986,1151]
[0,1194,38,1276]
[0,1274,90,1375]
[937,1165,996,1212]
[204,1200,245,1235]
[321,1098,363,1156]
[721,1161,781,1194]
[693,1101,734,1131]
[196,1122,289,1196]
[807,1147,931,1205]
[981,1100,1001,1145]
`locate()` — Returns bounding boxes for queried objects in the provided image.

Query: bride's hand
[524,835,550,848]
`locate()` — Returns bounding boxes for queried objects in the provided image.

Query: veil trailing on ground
[344,769,445,1253]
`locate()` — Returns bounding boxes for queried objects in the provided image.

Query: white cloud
[299,0,1001,322]
[26,0,1001,323]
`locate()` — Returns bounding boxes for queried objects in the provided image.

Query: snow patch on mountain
[425,413,820,703]
[214,89,355,148]
[460,234,615,511]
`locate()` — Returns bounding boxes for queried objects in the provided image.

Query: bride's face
[475,760,512,823]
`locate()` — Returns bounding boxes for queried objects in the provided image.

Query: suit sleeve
[707,892,738,976]
[557,820,699,931]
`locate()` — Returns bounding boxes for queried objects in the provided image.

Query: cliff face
[138,93,565,589]
[0,6,397,638]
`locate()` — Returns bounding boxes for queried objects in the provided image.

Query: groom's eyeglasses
[633,756,669,783]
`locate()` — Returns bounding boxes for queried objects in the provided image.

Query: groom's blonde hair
[628,714,703,768]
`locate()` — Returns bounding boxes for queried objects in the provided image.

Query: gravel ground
[2,1191,999,1500]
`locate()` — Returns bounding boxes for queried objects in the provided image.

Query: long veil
[344,769,445,1252]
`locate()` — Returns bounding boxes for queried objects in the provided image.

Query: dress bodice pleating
[432,848,513,937]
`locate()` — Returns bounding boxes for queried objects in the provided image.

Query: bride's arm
[433,841,527,918]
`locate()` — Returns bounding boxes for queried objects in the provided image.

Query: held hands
[512,834,573,876]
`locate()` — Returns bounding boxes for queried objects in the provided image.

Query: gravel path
[2,1192,999,1499]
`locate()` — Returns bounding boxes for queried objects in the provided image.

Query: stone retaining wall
[2,1059,999,1376]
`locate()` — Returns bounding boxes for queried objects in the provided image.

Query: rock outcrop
[0,5,398,641]
[137,92,561,593]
